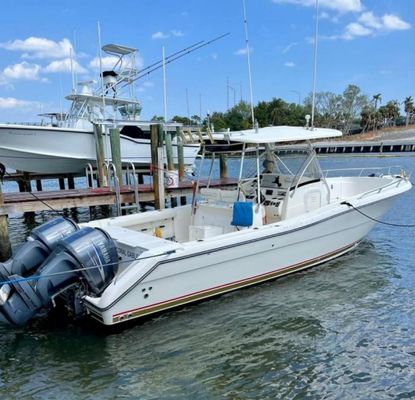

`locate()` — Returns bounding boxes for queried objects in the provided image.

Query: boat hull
[0,124,199,173]
[86,193,399,325]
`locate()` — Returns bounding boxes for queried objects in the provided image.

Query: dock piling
[93,124,107,187]
[0,183,11,261]
[151,124,165,209]
[109,127,122,184]
[164,128,177,207]
[176,127,187,205]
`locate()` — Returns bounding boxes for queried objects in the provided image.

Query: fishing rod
[119,32,230,89]
[131,39,205,78]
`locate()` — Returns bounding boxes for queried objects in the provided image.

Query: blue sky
[0,0,413,122]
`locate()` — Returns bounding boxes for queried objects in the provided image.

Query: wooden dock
[0,179,238,214]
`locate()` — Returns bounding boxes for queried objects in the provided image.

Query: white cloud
[0,97,39,109]
[339,12,411,40]
[44,58,88,74]
[282,42,298,53]
[382,14,411,31]
[3,61,41,80]
[358,11,382,29]
[211,52,218,60]
[0,37,73,59]
[284,61,296,68]
[151,30,184,39]
[152,31,169,40]
[343,22,372,39]
[171,29,184,37]
[234,46,253,56]
[272,0,363,13]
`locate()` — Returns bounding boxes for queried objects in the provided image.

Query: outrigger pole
[310,0,319,129]
[119,32,230,88]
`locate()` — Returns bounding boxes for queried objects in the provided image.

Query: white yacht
[0,126,411,326]
[0,44,199,174]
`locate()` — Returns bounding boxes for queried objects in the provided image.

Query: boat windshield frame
[194,139,329,217]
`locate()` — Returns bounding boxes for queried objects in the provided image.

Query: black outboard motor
[0,227,118,326]
[0,217,78,279]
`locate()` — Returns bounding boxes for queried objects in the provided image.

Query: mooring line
[341,201,415,228]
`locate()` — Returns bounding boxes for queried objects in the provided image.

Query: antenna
[69,47,75,94]
[73,32,78,91]
[199,93,202,125]
[242,0,255,129]
[186,88,190,122]
[311,0,319,129]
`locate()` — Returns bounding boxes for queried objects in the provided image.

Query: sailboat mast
[242,0,255,129]
[311,0,319,129]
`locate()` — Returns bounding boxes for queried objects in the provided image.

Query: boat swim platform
[1,178,238,214]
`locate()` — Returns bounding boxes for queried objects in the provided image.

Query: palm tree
[372,93,382,131]
[404,96,414,127]
[372,93,382,110]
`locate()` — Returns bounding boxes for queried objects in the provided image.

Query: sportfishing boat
[0,126,411,326]
[0,44,199,173]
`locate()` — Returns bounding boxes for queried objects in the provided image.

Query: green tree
[254,101,270,127]
[304,91,342,128]
[209,112,227,131]
[404,96,414,126]
[151,115,165,122]
[171,115,192,125]
[224,101,252,130]
[341,85,369,134]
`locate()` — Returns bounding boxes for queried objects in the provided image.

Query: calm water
[0,156,414,399]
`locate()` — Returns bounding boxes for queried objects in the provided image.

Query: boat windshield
[240,148,323,188]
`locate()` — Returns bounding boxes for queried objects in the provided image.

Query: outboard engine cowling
[0,226,118,326]
[0,217,78,279]
[36,227,119,305]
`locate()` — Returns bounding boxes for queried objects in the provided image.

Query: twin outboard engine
[0,217,78,279]
[0,218,119,326]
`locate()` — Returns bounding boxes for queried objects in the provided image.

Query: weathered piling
[93,123,107,187]
[150,124,165,209]
[17,171,31,192]
[176,127,187,205]
[68,175,75,190]
[36,179,42,191]
[164,128,177,207]
[220,155,228,178]
[59,177,65,190]
[0,183,11,261]
[109,127,122,184]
